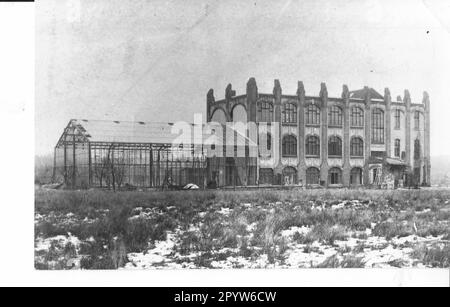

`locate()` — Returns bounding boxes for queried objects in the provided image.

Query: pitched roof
[63,119,255,146]
[349,88,384,100]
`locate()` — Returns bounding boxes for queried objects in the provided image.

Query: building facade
[206,78,431,187]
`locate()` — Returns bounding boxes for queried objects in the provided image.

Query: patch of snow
[361,244,414,268]
[416,208,431,214]
[283,243,337,268]
[125,232,177,269]
[218,207,232,216]
[391,234,444,246]
[35,234,81,252]
[331,201,346,210]
[281,226,310,238]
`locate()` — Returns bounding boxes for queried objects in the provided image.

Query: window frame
[306,167,320,185]
[282,102,297,124]
[371,108,385,144]
[305,104,321,126]
[305,135,320,157]
[328,105,343,127]
[350,137,364,157]
[394,109,401,130]
[282,135,297,157]
[329,167,342,185]
[257,100,273,123]
[350,106,364,128]
[394,139,401,158]
[328,135,343,157]
[414,111,420,130]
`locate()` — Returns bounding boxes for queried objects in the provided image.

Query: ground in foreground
[35,188,450,269]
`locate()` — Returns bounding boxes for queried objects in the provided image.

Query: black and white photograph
[1,0,450,288]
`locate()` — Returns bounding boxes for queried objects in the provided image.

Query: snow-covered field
[35,188,450,269]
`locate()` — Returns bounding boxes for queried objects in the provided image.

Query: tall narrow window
[305,135,320,156]
[328,106,343,126]
[258,101,273,122]
[282,103,297,123]
[305,104,320,125]
[394,139,400,158]
[414,111,420,130]
[350,137,364,157]
[329,168,342,185]
[282,135,297,157]
[306,167,320,185]
[371,108,384,144]
[266,133,272,151]
[328,136,342,157]
[394,109,401,129]
[414,139,421,160]
[351,107,364,127]
[350,168,363,185]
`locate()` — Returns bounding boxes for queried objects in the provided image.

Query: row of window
[394,109,422,130]
[260,103,366,127]
[259,102,421,143]
[278,135,364,157]
[259,167,363,185]
[393,138,421,160]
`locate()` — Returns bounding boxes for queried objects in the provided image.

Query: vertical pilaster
[319,83,329,186]
[246,78,258,123]
[423,91,431,186]
[404,90,412,168]
[297,81,306,185]
[385,88,392,157]
[225,83,234,120]
[363,86,371,185]
[273,79,283,172]
[206,89,215,122]
[342,85,350,187]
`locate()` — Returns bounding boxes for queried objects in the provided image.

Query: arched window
[394,139,400,158]
[371,108,384,144]
[351,107,364,127]
[306,167,320,185]
[259,168,274,185]
[328,105,343,126]
[350,168,363,185]
[282,135,297,157]
[328,136,342,157]
[350,137,364,157]
[282,103,297,123]
[305,104,320,125]
[210,108,227,124]
[283,167,297,185]
[414,111,420,130]
[414,139,421,160]
[305,135,320,157]
[329,167,342,185]
[232,104,247,123]
[258,101,273,122]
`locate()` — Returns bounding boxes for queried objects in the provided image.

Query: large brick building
[206,78,431,188]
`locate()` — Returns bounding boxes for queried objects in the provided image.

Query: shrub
[372,221,413,240]
[411,244,450,268]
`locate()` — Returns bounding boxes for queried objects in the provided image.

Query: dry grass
[35,188,450,269]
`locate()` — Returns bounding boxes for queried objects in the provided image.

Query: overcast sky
[36,0,450,156]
